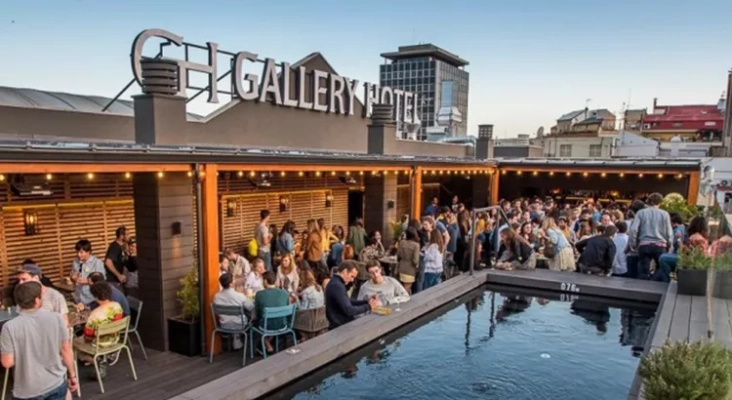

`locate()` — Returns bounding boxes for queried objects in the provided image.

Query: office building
[380,44,469,140]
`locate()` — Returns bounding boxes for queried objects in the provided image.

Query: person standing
[628,193,673,280]
[70,239,106,307]
[255,210,273,271]
[104,226,128,289]
[1,282,78,399]
[124,237,140,298]
[16,265,69,327]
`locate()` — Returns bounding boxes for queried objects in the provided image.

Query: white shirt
[613,232,629,275]
[212,288,254,327]
[245,272,264,294]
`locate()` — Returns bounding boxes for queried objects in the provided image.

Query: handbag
[543,231,558,258]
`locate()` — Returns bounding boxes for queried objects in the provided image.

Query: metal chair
[73,316,137,394]
[1,367,9,400]
[126,296,148,360]
[210,303,251,367]
[249,304,298,359]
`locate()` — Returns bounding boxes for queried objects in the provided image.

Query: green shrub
[639,341,732,400]
[177,266,200,321]
[678,246,712,270]
[661,193,699,223]
[715,250,732,272]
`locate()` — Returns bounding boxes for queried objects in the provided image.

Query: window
[705,121,717,126]
[559,144,572,157]
[589,144,602,157]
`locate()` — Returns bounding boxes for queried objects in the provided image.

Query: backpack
[248,239,258,258]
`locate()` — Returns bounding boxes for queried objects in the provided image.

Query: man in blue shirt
[424,197,439,217]
[88,272,130,317]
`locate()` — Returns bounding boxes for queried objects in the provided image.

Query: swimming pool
[269,285,656,400]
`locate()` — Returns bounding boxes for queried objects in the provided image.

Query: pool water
[270,285,656,400]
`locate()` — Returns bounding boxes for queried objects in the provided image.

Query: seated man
[87,272,130,317]
[576,225,617,276]
[253,271,289,353]
[213,273,254,350]
[357,260,410,305]
[325,261,379,330]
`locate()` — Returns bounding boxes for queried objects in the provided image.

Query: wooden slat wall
[221,189,348,254]
[0,174,135,285]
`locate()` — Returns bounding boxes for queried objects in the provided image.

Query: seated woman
[74,282,124,374]
[357,260,410,305]
[293,268,327,340]
[254,271,291,353]
[359,232,385,263]
[495,229,536,271]
[656,216,709,282]
[519,222,540,252]
[245,258,266,294]
[276,253,300,294]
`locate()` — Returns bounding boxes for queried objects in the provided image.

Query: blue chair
[249,304,297,359]
[210,303,251,367]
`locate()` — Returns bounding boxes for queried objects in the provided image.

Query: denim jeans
[638,245,666,280]
[413,255,426,294]
[626,255,639,279]
[653,253,678,283]
[258,251,272,271]
[423,272,441,290]
[15,381,67,400]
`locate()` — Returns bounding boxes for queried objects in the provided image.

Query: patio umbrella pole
[195,163,207,357]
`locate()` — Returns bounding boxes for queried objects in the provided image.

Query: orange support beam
[412,166,422,220]
[688,170,700,206]
[490,171,500,205]
[200,164,221,354]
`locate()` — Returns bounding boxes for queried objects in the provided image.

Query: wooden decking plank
[651,283,677,348]
[668,294,692,341]
[690,295,707,322]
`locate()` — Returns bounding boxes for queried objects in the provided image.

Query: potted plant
[676,246,711,296]
[713,248,732,299]
[639,341,732,400]
[167,267,202,357]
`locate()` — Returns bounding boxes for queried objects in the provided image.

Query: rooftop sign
[130,29,419,123]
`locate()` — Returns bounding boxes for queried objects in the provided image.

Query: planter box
[713,270,732,299]
[168,317,201,357]
[677,268,708,296]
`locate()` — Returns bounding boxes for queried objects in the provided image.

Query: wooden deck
[627,282,731,399]
[486,268,668,303]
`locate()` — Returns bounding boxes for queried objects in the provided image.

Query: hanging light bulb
[549,171,554,176]
[501,170,507,175]
[516,170,523,176]
[657,173,663,179]
[601,172,606,178]
[345,171,351,176]
[237,171,244,177]
[532,171,538,176]
[298,171,304,177]
[583,172,588,177]
[331,171,336,176]
[281,171,286,177]
[316,171,322,177]
[249,171,256,177]
[157,171,164,179]
[619,172,625,178]
[566,172,571,177]
[124,172,131,179]
[638,173,644,178]
[45,173,52,181]
[359,171,364,176]
[86,173,94,180]
[0,174,5,181]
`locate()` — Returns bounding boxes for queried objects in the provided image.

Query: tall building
[379,44,469,140]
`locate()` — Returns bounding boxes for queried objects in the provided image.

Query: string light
[549,171,554,176]
[677,173,683,179]
[200,171,206,178]
[86,173,94,180]
[315,171,322,177]
[237,171,244,178]
[359,171,364,176]
[124,172,131,179]
[501,170,507,175]
[601,172,606,178]
[516,171,523,176]
[157,171,164,179]
[331,171,336,176]
[532,171,538,176]
[298,171,304,177]
[431,171,436,175]
[638,173,644,178]
[566,172,571,177]
[619,173,625,178]
[45,173,53,181]
[281,171,286,177]
[345,171,351,176]
[249,171,256,177]
[582,172,588,177]
[0,174,5,181]
[439,170,444,175]
[658,173,663,179]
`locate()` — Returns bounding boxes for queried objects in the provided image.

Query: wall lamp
[325,193,334,208]
[226,199,236,217]
[279,196,290,212]
[24,211,38,236]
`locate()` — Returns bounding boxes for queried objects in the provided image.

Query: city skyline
[2,0,730,138]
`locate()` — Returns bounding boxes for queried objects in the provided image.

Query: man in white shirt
[224,248,251,279]
[612,221,630,277]
[213,273,254,350]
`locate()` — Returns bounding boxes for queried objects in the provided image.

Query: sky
[2,0,731,138]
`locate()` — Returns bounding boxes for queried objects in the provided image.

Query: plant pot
[167,317,201,357]
[677,268,708,296]
[713,270,732,299]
